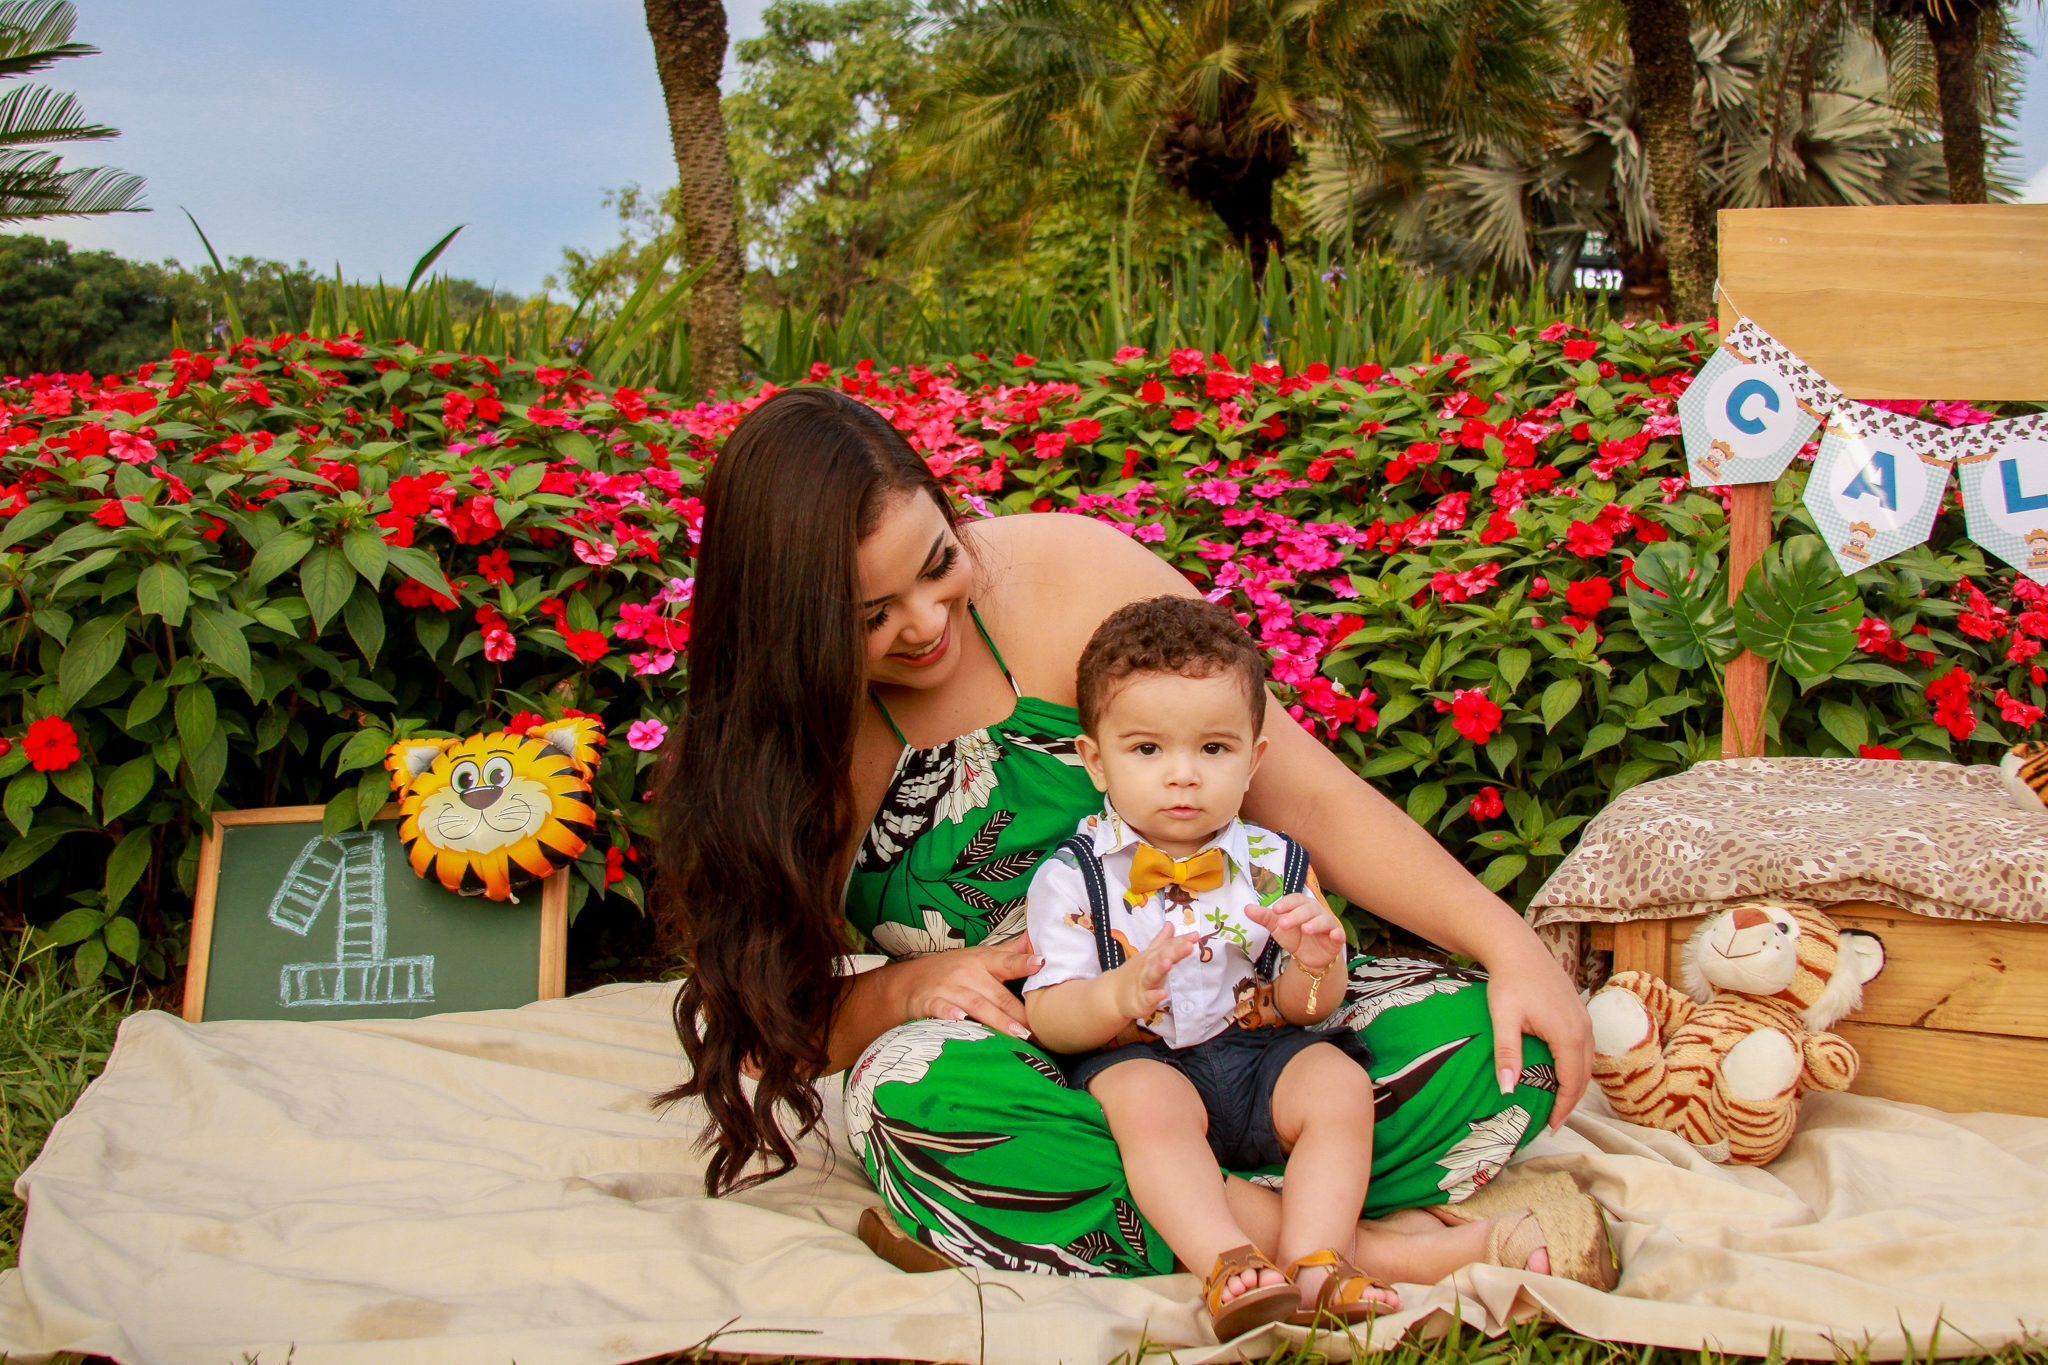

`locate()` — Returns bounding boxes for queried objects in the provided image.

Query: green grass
[0,948,126,1274]
[3,966,2042,1365]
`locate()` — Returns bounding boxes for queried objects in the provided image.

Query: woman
[657,385,1600,1288]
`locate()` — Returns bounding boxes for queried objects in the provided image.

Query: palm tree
[911,0,1561,276]
[1307,3,1955,316]
[644,0,746,392]
[1619,0,1714,318]
[1873,0,2013,204]
[0,0,144,223]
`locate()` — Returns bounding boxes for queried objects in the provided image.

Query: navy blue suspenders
[1055,831,1308,978]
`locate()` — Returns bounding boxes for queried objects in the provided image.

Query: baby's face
[1078,670,1267,856]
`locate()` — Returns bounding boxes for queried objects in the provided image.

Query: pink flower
[573,539,617,566]
[658,576,695,605]
[108,429,155,464]
[1112,346,1147,364]
[629,650,677,676]
[1539,321,1576,342]
[1134,524,1165,543]
[482,628,516,662]
[627,719,670,751]
[1188,479,1241,506]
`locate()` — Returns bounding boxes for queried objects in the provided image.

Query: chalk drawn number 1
[266,832,435,1008]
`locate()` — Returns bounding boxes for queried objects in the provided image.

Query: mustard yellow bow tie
[1127,844,1227,902]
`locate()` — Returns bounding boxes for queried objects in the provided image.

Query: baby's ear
[384,738,453,795]
[535,716,605,778]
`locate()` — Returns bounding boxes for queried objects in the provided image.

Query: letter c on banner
[1726,379,1781,436]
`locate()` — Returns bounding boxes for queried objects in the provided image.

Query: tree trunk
[644,0,745,393]
[1926,3,1986,204]
[1621,0,1716,321]
[1157,121,1294,279]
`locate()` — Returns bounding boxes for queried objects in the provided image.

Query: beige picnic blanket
[3,980,2045,1365]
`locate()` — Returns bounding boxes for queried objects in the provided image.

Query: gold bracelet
[1300,959,1337,1015]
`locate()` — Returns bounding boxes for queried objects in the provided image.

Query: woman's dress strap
[968,602,1021,699]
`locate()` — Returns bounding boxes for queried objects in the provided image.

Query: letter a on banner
[1679,319,1842,487]
[1803,407,1954,575]
[1955,412,2048,583]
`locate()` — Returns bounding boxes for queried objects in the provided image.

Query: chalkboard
[182,805,568,1023]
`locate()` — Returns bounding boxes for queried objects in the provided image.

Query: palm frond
[0,0,91,80]
[0,82,113,146]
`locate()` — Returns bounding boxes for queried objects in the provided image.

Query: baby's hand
[1110,924,1194,1020]
[1245,893,1348,971]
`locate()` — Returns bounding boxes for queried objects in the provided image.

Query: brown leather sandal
[857,1206,963,1273]
[1202,1243,1299,1340]
[1283,1247,1398,1326]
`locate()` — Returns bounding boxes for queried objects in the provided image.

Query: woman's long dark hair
[655,385,956,1195]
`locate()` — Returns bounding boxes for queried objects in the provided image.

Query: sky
[32,0,2048,295]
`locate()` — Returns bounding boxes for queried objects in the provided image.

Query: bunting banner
[1803,407,1956,576]
[1954,412,2048,584]
[1678,320,1843,488]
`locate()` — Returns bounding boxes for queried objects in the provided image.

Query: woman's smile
[892,622,951,667]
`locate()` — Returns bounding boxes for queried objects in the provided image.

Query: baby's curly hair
[1076,595,1267,737]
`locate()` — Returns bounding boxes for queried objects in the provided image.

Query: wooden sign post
[1713,203,2048,756]
[183,805,568,1024]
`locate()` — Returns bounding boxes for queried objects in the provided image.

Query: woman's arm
[1240,699,1593,1122]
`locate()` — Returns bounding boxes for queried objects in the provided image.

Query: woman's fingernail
[1498,1067,1517,1096]
[1009,1024,1032,1040]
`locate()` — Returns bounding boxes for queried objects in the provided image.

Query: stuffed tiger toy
[1588,901,1885,1165]
[383,717,605,902]
[1999,741,2048,813]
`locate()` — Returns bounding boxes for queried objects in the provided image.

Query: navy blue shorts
[1062,1024,1374,1169]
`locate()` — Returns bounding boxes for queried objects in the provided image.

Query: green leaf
[105,826,153,911]
[300,544,354,631]
[1360,749,1421,778]
[57,611,128,710]
[385,544,454,599]
[1540,677,1582,732]
[99,756,156,823]
[41,905,103,947]
[247,529,314,587]
[1817,698,1869,753]
[506,462,547,498]
[1830,661,1921,688]
[0,500,66,550]
[104,915,140,964]
[322,789,358,836]
[335,726,394,775]
[1497,647,1530,694]
[1486,731,1519,776]
[1736,536,1859,680]
[185,724,228,808]
[49,760,92,816]
[137,561,191,627]
[1580,722,1627,760]
[354,769,387,827]
[1406,782,1447,826]
[189,605,255,692]
[0,826,67,879]
[1477,853,1528,892]
[416,612,452,658]
[567,592,600,633]
[125,680,168,729]
[342,525,390,584]
[4,770,44,834]
[72,935,107,984]
[32,606,72,644]
[1626,541,1737,671]
[51,546,121,592]
[343,580,386,666]
[176,683,217,757]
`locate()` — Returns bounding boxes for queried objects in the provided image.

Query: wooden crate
[1587,901,2048,1118]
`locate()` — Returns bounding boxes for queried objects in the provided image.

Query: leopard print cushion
[1531,758,2048,985]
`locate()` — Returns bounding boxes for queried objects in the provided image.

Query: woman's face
[854,489,971,690]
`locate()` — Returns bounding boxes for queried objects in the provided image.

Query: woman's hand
[894,939,1044,1041]
[1244,893,1347,971]
[1481,936,1593,1128]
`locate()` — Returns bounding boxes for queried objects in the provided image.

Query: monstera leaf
[1625,541,1738,671]
[1736,535,1860,679]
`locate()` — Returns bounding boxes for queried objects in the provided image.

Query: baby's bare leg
[1090,1059,1282,1302]
[1267,1043,1400,1310]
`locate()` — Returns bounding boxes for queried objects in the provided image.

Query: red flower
[477,549,513,585]
[1529,575,1551,600]
[1859,745,1902,760]
[91,500,125,527]
[1925,666,1978,741]
[1478,509,1518,545]
[23,716,80,771]
[564,629,609,663]
[1063,418,1102,444]
[1997,688,2044,728]
[1138,379,1166,404]
[1855,616,1893,652]
[1170,409,1201,431]
[1468,786,1505,821]
[1565,519,1614,558]
[1562,339,1597,362]
[1565,577,1613,616]
[1433,688,1503,745]
[505,711,546,735]
[1013,353,1037,367]
[604,845,626,885]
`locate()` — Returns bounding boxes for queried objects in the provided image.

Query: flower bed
[0,324,2038,980]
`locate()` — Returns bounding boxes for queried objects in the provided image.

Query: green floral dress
[843,607,1557,1275]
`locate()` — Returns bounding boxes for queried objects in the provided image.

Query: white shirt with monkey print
[1022,800,1328,1050]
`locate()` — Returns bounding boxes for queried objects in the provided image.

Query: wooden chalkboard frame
[182,804,569,1023]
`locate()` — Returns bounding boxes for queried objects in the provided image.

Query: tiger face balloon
[383,718,605,902]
